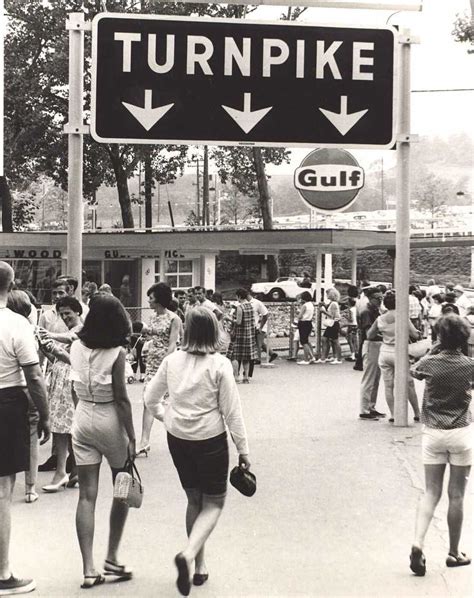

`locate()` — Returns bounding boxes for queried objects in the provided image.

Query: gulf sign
[294,148,364,212]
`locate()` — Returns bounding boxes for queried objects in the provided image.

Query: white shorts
[422,425,473,466]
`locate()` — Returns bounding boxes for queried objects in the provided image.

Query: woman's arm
[328,301,340,320]
[218,360,250,457]
[408,319,422,341]
[144,358,169,421]
[366,319,380,341]
[235,305,243,326]
[112,348,136,455]
[166,315,180,356]
[297,303,306,321]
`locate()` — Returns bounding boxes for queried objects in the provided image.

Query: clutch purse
[229,466,257,497]
[113,459,144,508]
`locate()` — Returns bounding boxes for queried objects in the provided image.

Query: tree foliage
[452,12,474,53]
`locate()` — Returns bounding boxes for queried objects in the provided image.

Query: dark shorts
[298,320,313,345]
[324,321,341,340]
[167,431,229,496]
[0,387,29,477]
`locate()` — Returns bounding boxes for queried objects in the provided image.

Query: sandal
[80,574,105,589]
[25,491,39,504]
[446,552,471,567]
[410,546,426,576]
[104,560,133,579]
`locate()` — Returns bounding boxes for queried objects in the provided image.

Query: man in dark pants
[358,287,386,420]
[0,262,51,595]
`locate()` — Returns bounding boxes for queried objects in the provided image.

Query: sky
[249,0,474,172]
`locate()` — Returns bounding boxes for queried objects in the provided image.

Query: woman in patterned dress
[136,283,180,455]
[229,288,257,384]
[39,296,83,492]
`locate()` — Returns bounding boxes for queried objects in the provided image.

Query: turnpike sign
[91,14,397,148]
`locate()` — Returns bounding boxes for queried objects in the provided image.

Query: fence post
[288,303,295,359]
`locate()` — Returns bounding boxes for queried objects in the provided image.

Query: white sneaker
[296,360,311,365]
[330,359,342,364]
[314,359,326,363]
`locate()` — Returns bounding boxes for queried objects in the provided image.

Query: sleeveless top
[70,341,122,403]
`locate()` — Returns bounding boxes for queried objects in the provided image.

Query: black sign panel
[91,14,396,148]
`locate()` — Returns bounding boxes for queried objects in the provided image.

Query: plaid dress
[231,301,257,362]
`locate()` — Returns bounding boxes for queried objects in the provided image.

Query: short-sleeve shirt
[250,297,268,331]
[411,349,473,429]
[0,308,39,388]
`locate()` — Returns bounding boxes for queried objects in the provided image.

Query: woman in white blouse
[145,307,251,597]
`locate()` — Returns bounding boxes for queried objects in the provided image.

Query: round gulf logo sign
[294,148,365,213]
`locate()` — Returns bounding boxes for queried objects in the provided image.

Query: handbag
[113,458,144,508]
[408,338,431,360]
[229,466,257,497]
[321,315,335,328]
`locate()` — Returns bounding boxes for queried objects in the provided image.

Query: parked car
[251,277,323,301]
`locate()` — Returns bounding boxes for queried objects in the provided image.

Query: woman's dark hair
[383,291,396,311]
[78,294,131,349]
[437,314,469,350]
[444,291,456,304]
[168,298,179,313]
[147,282,172,308]
[211,291,223,306]
[56,296,83,316]
[236,288,249,300]
[181,306,218,354]
[431,293,442,304]
[347,285,358,299]
[300,291,313,303]
[7,290,32,319]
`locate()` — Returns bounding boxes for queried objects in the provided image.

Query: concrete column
[200,254,216,290]
[141,258,155,308]
[471,247,474,287]
[325,253,333,290]
[351,249,357,285]
[315,252,323,302]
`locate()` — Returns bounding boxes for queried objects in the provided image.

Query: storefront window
[164,259,193,290]
[7,260,63,304]
[154,259,160,283]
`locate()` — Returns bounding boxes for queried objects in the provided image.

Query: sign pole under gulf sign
[294,148,365,212]
[91,14,396,148]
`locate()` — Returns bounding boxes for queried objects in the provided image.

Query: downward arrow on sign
[122,90,174,131]
[222,93,273,134]
[319,96,368,136]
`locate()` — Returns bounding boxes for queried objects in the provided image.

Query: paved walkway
[10,360,472,597]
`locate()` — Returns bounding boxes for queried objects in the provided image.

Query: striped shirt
[411,349,473,429]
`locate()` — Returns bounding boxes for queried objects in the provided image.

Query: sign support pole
[65,13,86,297]
[394,30,414,427]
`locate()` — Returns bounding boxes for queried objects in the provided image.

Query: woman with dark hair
[40,295,83,492]
[70,294,136,589]
[367,290,421,422]
[296,291,316,365]
[145,307,250,596]
[136,282,180,456]
[409,314,473,576]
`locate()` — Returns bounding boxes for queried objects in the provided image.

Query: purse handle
[124,458,142,484]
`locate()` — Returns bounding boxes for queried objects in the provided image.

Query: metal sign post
[394,29,416,426]
[65,13,88,297]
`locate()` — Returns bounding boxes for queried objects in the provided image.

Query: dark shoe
[175,553,191,596]
[370,409,386,418]
[254,360,261,365]
[269,352,278,363]
[414,416,420,422]
[389,418,394,423]
[353,365,363,371]
[359,413,379,420]
[66,474,79,488]
[446,552,471,567]
[193,573,209,586]
[38,455,57,472]
[0,575,36,595]
[81,574,105,589]
[410,546,426,576]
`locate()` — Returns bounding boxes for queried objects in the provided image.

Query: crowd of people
[0,260,472,595]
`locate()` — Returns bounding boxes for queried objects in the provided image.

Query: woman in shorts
[296,291,315,365]
[318,288,342,364]
[70,295,136,589]
[145,307,250,596]
[409,314,473,576]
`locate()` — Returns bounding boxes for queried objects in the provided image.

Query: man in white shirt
[194,286,223,320]
[0,262,50,596]
[453,284,472,317]
[248,291,277,364]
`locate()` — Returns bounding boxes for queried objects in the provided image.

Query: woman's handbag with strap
[113,459,144,508]
[230,466,257,497]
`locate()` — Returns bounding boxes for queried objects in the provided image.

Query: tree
[452,7,474,54]
[412,172,453,227]
[219,187,260,226]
